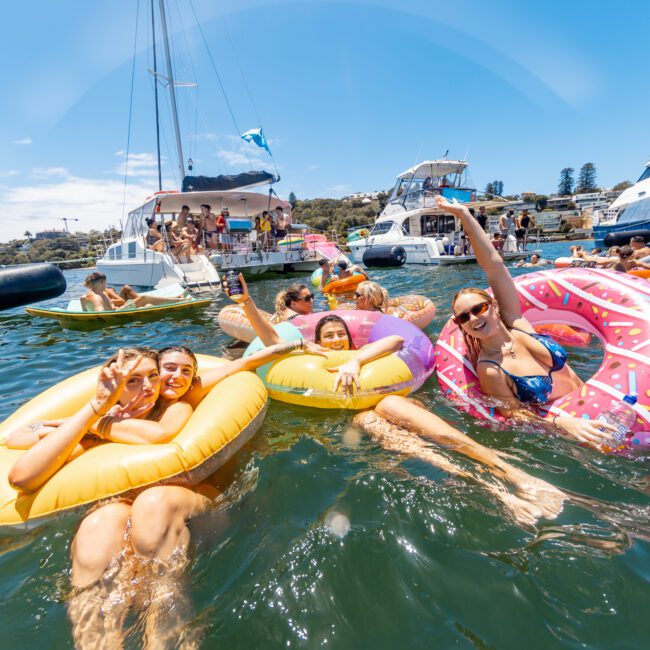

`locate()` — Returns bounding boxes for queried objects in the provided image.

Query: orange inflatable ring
[629,268,650,279]
[322,274,366,294]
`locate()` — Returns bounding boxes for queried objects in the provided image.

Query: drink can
[224,270,243,296]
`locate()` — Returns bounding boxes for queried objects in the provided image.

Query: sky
[1,0,649,241]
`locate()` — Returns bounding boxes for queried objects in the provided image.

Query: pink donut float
[434,267,650,451]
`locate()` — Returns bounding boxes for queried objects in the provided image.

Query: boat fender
[0,263,66,312]
[362,245,407,268]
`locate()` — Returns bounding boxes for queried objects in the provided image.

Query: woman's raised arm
[434,196,523,326]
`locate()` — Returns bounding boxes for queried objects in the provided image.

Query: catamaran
[98,0,342,288]
[347,160,533,265]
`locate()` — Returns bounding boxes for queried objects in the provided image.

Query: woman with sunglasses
[225,275,404,395]
[424,195,617,447]
[271,283,316,322]
[354,281,389,312]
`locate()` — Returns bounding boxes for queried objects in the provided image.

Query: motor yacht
[347,160,533,265]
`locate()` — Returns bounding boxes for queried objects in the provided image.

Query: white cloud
[0,175,156,242]
[31,167,70,178]
[113,151,162,179]
[307,164,319,172]
[0,170,21,177]
[328,184,352,197]
[14,137,32,145]
[216,149,266,169]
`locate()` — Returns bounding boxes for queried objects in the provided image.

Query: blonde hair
[356,281,389,312]
[274,283,308,319]
[451,287,500,367]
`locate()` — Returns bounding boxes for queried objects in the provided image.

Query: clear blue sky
[1,0,649,240]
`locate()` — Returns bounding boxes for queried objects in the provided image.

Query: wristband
[552,414,559,425]
[89,399,106,416]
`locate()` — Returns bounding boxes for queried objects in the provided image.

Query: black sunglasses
[453,301,491,325]
[354,292,363,298]
[296,293,314,302]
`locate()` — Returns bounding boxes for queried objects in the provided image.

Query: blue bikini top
[478,328,568,404]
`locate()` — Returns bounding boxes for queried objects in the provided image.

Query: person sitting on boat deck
[630,235,650,262]
[146,217,165,252]
[354,281,389,312]
[514,253,549,268]
[81,272,187,312]
[490,231,504,254]
[164,220,193,263]
[225,275,405,395]
[177,204,192,230]
[6,342,316,648]
[270,283,316,321]
[199,203,219,251]
[430,194,617,447]
[274,205,292,241]
[181,218,204,255]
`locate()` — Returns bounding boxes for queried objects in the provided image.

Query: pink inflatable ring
[434,267,650,451]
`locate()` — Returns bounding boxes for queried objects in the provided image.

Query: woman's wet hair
[452,287,498,366]
[84,271,106,287]
[102,347,159,370]
[314,315,354,349]
[619,245,634,259]
[356,281,389,311]
[274,283,309,316]
[158,345,198,378]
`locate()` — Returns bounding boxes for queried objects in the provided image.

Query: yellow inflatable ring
[322,273,366,294]
[0,355,267,529]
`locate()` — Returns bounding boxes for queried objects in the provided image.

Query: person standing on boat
[199,204,219,251]
[519,210,532,251]
[259,210,272,250]
[216,208,231,253]
[177,204,192,230]
[274,205,292,241]
[476,206,488,232]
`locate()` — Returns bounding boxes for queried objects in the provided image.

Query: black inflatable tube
[603,229,650,247]
[0,263,67,311]
[362,245,407,268]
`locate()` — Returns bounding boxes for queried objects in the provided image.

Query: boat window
[637,167,650,182]
[420,214,456,235]
[616,198,650,226]
[402,221,410,235]
[128,241,136,258]
[370,221,396,236]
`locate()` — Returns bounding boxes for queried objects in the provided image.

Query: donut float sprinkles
[434,267,650,451]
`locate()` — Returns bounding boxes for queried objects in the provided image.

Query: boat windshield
[370,221,397,236]
[637,166,650,183]
[123,199,157,238]
[616,196,650,226]
[387,178,475,211]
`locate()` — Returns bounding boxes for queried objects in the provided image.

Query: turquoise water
[1,241,649,648]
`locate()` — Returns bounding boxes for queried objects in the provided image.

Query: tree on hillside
[576,163,597,193]
[23,231,32,240]
[534,195,548,212]
[288,191,297,208]
[484,182,495,196]
[558,167,574,196]
[493,180,504,196]
[612,180,632,192]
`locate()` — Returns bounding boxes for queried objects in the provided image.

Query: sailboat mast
[158,0,185,182]
[151,0,162,191]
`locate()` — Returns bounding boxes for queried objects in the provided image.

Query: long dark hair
[159,345,198,379]
[314,315,354,349]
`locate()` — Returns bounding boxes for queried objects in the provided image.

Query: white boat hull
[210,249,322,275]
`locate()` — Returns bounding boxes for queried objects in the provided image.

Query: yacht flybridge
[347,160,532,265]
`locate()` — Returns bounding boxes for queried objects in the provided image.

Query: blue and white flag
[241,127,271,154]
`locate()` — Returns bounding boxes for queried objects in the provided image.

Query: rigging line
[121,0,142,236]
[186,0,253,169]
[151,0,162,191]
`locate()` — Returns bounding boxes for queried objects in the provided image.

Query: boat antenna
[151,0,162,191]
[158,0,185,182]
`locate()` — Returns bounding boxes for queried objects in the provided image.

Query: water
[1,241,649,647]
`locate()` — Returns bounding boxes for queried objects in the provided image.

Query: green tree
[612,180,632,192]
[558,167,574,196]
[493,180,504,196]
[23,231,32,240]
[484,182,495,196]
[576,163,597,193]
[288,191,297,208]
[534,195,548,212]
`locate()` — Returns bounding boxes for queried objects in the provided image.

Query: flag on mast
[241,127,271,154]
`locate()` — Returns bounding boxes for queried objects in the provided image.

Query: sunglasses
[296,293,315,302]
[453,301,491,325]
[354,292,363,298]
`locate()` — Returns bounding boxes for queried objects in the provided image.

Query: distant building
[35,230,68,240]
[343,191,381,202]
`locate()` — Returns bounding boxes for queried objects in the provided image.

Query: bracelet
[89,399,107,417]
[293,338,304,351]
[240,296,252,306]
[552,414,559,425]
